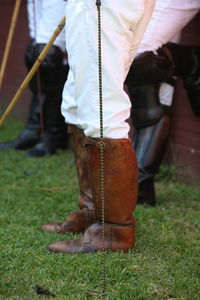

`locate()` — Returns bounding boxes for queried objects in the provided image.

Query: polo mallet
[0,16,66,127]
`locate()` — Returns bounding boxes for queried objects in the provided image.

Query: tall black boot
[25,43,69,157]
[166,42,200,117]
[0,40,42,150]
[130,82,172,206]
[0,93,41,150]
[26,91,68,157]
[125,50,175,206]
[133,114,171,206]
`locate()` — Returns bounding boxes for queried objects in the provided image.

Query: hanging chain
[74,2,107,297]
[96,0,107,296]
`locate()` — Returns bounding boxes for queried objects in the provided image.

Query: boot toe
[25,142,49,157]
[41,222,63,233]
[48,241,70,253]
[47,238,97,254]
[0,141,15,150]
[47,225,99,254]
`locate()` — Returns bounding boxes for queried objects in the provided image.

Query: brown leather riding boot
[48,138,138,253]
[41,126,96,234]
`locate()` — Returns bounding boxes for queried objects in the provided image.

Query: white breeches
[26,0,66,52]
[137,0,200,107]
[137,0,200,54]
[61,0,155,138]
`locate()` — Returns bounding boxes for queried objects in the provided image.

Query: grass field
[0,120,199,299]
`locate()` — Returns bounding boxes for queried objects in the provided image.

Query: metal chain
[96,0,107,296]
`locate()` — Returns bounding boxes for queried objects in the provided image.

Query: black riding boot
[0,93,41,150]
[133,114,171,206]
[125,49,175,206]
[26,91,68,157]
[166,42,200,117]
[25,43,69,157]
[0,39,42,151]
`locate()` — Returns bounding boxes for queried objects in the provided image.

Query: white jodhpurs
[136,0,200,107]
[61,0,155,138]
[26,0,66,52]
[137,0,200,54]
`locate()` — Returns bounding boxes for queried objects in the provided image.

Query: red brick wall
[0,0,31,120]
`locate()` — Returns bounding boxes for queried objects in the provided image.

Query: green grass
[0,119,199,300]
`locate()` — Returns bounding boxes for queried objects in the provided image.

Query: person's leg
[131,84,172,206]
[166,42,200,117]
[48,138,137,253]
[137,0,200,54]
[48,0,155,253]
[40,68,96,233]
[26,44,69,157]
[127,0,200,205]
[133,109,172,206]
[26,0,68,157]
[41,124,96,234]
[125,49,175,206]
[0,39,41,151]
[0,0,69,155]
[0,41,68,156]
